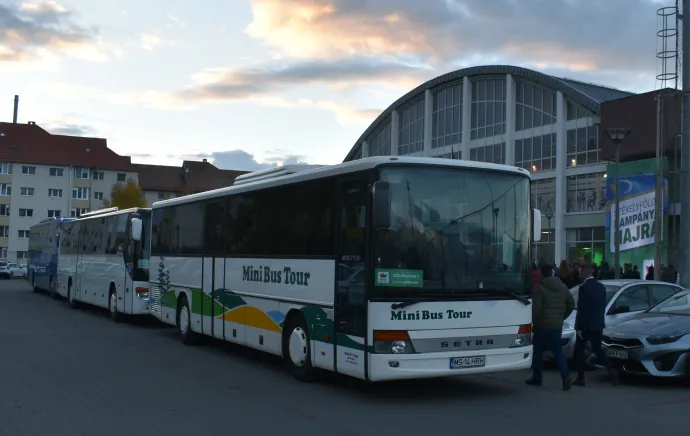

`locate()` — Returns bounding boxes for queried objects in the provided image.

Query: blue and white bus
[28,217,75,297]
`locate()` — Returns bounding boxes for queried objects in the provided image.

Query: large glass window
[374,167,531,297]
[566,227,606,265]
[534,229,555,266]
[566,102,593,121]
[566,172,606,213]
[515,81,557,131]
[515,133,556,172]
[471,78,506,140]
[368,123,391,157]
[469,142,505,164]
[432,84,462,149]
[567,124,599,166]
[531,178,556,214]
[398,99,425,155]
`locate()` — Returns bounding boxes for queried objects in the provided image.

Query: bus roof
[153,156,532,209]
[62,207,151,223]
[30,217,76,228]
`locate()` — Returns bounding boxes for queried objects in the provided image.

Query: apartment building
[0,121,138,262]
[0,121,247,263]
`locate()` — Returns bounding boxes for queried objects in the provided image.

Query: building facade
[0,121,246,264]
[342,65,635,266]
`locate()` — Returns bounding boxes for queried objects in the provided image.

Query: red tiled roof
[0,122,133,171]
[134,160,248,194]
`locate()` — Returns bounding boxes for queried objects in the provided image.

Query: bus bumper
[368,346,532,382]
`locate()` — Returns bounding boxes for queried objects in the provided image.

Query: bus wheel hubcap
[289,327,308,367]
[180,307,189,335]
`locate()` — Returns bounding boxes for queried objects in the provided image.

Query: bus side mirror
[532,208,542,242]
[372,181,391,230]
[130,217,142,242]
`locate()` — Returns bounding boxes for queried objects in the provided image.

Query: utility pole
[681,0,690,287]
[654,93,664,280]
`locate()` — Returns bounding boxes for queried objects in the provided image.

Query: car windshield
[372,166,531,297]
[570,284,621,306]
[648,291,690,315]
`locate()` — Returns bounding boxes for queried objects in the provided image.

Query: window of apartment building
[566,172,606,213]
[471,78,506,140]
[72,187,90,200]
[70,208,90,218]
[0,162,12,174]
[566,227,606,265]
[515,133,557,172]
[73,167,89,179]
[157,192,166,200]
[17,230,29,238]
[567,124,599,167]
[47,209,61,218]
[21,165,35,175]
[18,208,33,217]
[469,142,505,164]
[17,251,28,261]
[398,98,425,155]
[0,226,9,238]
[0,205,9,216]
[20,187,34,196]
[49,167,64,177]
[117,173,126,182]
[48,189,63,198]
[92,171,104,180]
[0,184,11,196]
[0,248,7,258]
[432,83,462,149]
[94,192,104,200]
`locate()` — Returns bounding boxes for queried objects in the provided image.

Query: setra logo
[377,271,389,284]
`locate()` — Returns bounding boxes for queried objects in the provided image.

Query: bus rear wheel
[282,315,319,382]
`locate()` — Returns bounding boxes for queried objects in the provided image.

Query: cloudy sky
[0,0,670,170]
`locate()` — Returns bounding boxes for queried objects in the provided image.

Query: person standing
[572,264,619,386]
[526,264,575,391]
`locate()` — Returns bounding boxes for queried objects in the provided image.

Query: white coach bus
[57,207,151,321]
[148,156,542,382]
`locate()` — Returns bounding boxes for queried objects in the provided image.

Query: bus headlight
[511,324,533,348]
[373,330,416,354]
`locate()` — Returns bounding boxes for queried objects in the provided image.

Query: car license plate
[605,348,628,359]
[450,356,486,369]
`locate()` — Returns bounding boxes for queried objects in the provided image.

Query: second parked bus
[57,207,152,321]
[28,216,75,296]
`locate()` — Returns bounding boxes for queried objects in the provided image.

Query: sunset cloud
[0,0,119,67]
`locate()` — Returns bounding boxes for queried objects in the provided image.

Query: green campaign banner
[605,157,668,269]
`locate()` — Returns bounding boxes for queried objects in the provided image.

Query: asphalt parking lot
[0,279,686,436]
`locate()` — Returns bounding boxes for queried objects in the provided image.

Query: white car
[544,279,686,361]
[0,262,27,279]
[0,261,10,279]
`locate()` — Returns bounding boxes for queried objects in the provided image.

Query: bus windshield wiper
[391,299,426,310]
[487,289,531,306]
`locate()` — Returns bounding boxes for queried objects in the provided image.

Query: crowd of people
[530,260,680,291]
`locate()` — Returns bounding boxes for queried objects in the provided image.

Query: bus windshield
[373,167,531,298]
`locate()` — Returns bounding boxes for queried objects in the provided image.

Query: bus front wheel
[282,315,319,382]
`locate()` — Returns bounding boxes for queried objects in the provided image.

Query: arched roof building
[343,65,635,265]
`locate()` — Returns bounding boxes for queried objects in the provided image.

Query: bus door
[334,176,370,379]
[122,214,134,314]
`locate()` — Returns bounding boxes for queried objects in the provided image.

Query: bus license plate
[450,356,486,369]
[605,348,628,360]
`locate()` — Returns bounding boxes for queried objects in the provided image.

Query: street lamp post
[544,206,554,264]
[605,128,631,280]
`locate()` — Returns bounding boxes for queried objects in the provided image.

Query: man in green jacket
[526,263,576,391]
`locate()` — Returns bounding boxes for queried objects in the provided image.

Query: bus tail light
[512,324,533,347]
[135,287,149,299]
[373,330,415,354]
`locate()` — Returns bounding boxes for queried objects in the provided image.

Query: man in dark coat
[526,264,576,391]
[572,264,619,386]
